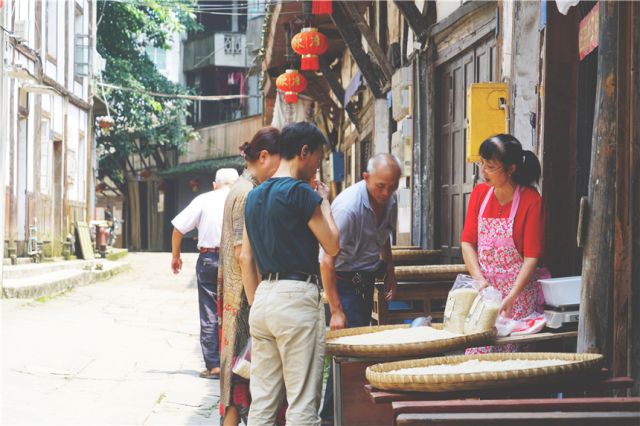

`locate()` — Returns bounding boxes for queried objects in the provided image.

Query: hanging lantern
[312,0,332,15]
[291,27,329,71]
[189,178,200,192]
[276,69,307,103]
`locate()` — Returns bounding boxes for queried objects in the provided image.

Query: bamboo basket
[366,352,604,392]
[392,249,441,265]
[326,323,496,358]
[395,264,468,281]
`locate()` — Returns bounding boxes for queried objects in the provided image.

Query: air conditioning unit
[392,117,413,177]
[392,68,413,121]
[13,20,29,43]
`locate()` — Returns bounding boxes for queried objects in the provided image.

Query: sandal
[199,368,220,379]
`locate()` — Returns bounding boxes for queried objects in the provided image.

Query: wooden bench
[360,374,636,425]
[393,397,640,425]
[395,410,640,425]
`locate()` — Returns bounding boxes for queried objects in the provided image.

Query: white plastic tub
[539,276,582,306]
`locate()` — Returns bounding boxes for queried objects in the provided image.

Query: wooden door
[436,37,496,264]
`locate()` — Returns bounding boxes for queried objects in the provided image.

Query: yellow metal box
[466,83,509,162]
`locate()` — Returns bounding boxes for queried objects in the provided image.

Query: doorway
[435,36,496,264]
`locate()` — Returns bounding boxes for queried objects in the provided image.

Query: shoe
[199,368,220,379]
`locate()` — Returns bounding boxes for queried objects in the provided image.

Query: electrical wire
[95,81,259,101]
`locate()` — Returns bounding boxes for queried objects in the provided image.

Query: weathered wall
[510,1,541,150]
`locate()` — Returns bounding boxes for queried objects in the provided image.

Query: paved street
[1,252,220,425]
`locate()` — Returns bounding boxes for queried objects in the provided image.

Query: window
[145,46,167,71]
[46,0,58,59]
[40,120,52,194]
[74,5,89,79]
[224,34,243,55]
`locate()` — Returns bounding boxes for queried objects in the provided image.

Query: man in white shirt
[171,168,239,379]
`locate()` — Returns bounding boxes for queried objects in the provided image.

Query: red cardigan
[461,183,545,259]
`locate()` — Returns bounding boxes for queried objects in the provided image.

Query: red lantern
[312,0,332,15]
[275,69,307,103]
[291,27,329,71]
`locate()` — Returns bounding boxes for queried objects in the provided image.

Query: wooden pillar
[577,1,618,360]
[626,0,640,396]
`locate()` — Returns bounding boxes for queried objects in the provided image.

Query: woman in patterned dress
[461,134,545,353]
[218,127,281,425]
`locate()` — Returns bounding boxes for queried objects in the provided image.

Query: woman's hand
[500,293,517,318]
[315,180,330,199]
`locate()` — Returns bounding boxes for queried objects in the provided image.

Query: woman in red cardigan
[461,134,545,353]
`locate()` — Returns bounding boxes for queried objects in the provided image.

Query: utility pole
[0,0,7,293]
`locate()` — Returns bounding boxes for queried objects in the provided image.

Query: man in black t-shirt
[241,122,344,426]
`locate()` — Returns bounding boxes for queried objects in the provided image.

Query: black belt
[262,272,320,286]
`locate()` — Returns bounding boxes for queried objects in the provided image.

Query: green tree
[96,0,201,193]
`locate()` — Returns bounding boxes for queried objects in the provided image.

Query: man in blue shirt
[241,122,342,426]
[319,153,401,422]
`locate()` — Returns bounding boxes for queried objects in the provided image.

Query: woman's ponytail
[512,150,541,187]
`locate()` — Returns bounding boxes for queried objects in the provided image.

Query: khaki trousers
[248,279,325,426]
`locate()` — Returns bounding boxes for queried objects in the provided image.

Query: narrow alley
[1,253,220,425]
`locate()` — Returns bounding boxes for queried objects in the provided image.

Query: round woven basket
[392,250,441,265]
[326,324,496,357]
[395,264,468,281]
[366,352,604,392]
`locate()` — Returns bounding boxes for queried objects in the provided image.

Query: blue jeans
[320,271,376,420]
[196,252,220,369]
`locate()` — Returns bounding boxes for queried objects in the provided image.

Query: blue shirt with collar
[324,180,397,272]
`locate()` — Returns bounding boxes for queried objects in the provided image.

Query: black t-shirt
[245,177,323,275]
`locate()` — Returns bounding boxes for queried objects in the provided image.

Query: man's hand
[384,274,397,301]
[171,256,183,274]
[329,308,347,330]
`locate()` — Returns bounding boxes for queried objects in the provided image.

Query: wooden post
[628,0,640,397]
[577,2,618,361]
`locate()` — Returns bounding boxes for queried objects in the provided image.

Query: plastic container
[539,276,581,306]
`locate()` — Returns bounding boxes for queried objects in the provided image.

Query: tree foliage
[96,0,201,193]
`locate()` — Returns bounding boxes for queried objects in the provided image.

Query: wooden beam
[393,0,429,42]
[318,57,361,132]
[342,1,394,81]
[318,57,344,107]
[331,2,388,98]
[577,2,618,363]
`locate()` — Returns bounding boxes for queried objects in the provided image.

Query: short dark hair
[479,134,541,187]
[280,122,328,160]
[239,126,281,162]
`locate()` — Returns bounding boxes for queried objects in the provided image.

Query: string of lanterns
[275,1,331,103]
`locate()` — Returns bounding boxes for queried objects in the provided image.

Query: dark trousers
[320,271,376,420]
[196,252,220,369]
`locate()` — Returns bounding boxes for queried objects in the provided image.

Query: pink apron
[466,185,542,354]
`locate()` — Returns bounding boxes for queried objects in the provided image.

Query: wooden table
[330,330,579,426]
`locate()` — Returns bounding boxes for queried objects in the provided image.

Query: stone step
[3,259,99,280]
[2,269,89,299]
[1,260,131,299]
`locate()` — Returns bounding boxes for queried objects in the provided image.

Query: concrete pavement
[1,252,220,425]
